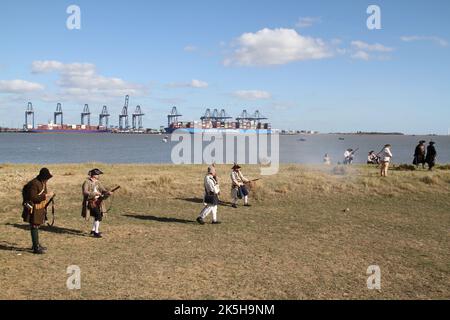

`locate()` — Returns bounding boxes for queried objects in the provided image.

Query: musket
[44,194,56,227]
[350,148,359,155]
[244,179,261,188]
[89,186,121,209]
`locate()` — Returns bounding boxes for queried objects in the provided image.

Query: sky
[0,0,449,134]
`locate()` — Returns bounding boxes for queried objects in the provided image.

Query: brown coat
[81,178,107,220]
[22,178,48,225]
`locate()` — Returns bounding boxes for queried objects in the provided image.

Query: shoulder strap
[38,181,46,196]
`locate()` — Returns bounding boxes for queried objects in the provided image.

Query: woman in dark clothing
[413,140,426,168]
[425,141,437,171]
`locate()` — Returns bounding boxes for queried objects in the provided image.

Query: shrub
[421,176,438,185]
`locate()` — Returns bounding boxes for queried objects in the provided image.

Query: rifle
[244,179,261,189]
[44,195,55,226]
[88,186,120,209]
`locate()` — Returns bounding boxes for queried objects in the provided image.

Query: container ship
[28,123,109,133]
[165,107,272,134]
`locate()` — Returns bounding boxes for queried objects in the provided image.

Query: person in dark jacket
[22,168,54,254]
[425,141,437,171]
[413,140,426,168]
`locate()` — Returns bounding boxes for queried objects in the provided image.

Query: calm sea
[0,133,448,165]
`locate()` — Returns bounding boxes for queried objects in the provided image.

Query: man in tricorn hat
[197,166,221,225]
[22,168,55,254]
[425,141,437,171]
[230,163,250,208]
[81,168,113,238]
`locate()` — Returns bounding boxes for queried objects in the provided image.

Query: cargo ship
[165,107,272,134]
[27,122,109,133]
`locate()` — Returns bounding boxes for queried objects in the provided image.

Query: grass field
[0,163,449,300]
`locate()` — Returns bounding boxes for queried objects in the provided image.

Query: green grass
[0,163,449,299]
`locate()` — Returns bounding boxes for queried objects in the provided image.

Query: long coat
[81,178,107,220]
[426,145,437,165]
[22,178,48,226]
[413,144,426,165]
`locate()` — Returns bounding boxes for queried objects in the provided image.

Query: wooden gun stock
[89,186,120,209]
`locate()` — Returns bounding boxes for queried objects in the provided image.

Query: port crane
[167,106,182,127]
[132,105,144,130]
[54,103,63,126]
[201,108,232,122]
[252,110,268,124]
[119,95,129,130]
[218,109,232,121]
[81,104,91,126]
[99,105,110,128]
[236,109,251,125]
[24,102,35,129]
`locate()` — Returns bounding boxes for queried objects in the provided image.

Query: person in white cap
[197,166,221,225]
[81,168,113,237]
[379,144,393,177]
[230,164,250,208]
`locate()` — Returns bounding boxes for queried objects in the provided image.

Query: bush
[393,164,416,171]
[421,176,438,185]
[332,166,349,175]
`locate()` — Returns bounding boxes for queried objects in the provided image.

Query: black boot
[31,227,44,254]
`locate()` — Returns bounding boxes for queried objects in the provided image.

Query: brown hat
[232,163,241,170]
[37,168,53,180]
[89,168,104,176]
[207,165,216,174]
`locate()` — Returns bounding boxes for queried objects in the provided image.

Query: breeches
[90,207,103,222]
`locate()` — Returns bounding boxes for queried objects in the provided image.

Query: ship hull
[165,127,272,134]
[28,129,109,134]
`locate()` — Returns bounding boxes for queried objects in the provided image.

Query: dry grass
[0,163,449,300]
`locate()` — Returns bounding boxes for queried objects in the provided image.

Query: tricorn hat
[429,141,435,145]
[385,144,392,147]
[89,168,104,176]
[37,168,53,180]
[232,163,241,170]
[207,165,216,174]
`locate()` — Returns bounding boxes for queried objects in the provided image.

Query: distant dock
[0,127,25,133]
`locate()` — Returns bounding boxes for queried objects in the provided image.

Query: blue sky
[0,0,449,133]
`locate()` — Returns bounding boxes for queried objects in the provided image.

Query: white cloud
[233,90,272,100]
[31,60,146,102]
[184,45,198,52]
[168,79,209,88]
[401,36,448,47]
[0,79,44,93]
[350,41,394,61]
[295,17,321,28]
[191,79,208,88]
[351,51,370,61]
[351,41,393,52]
[224,28,332,66]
